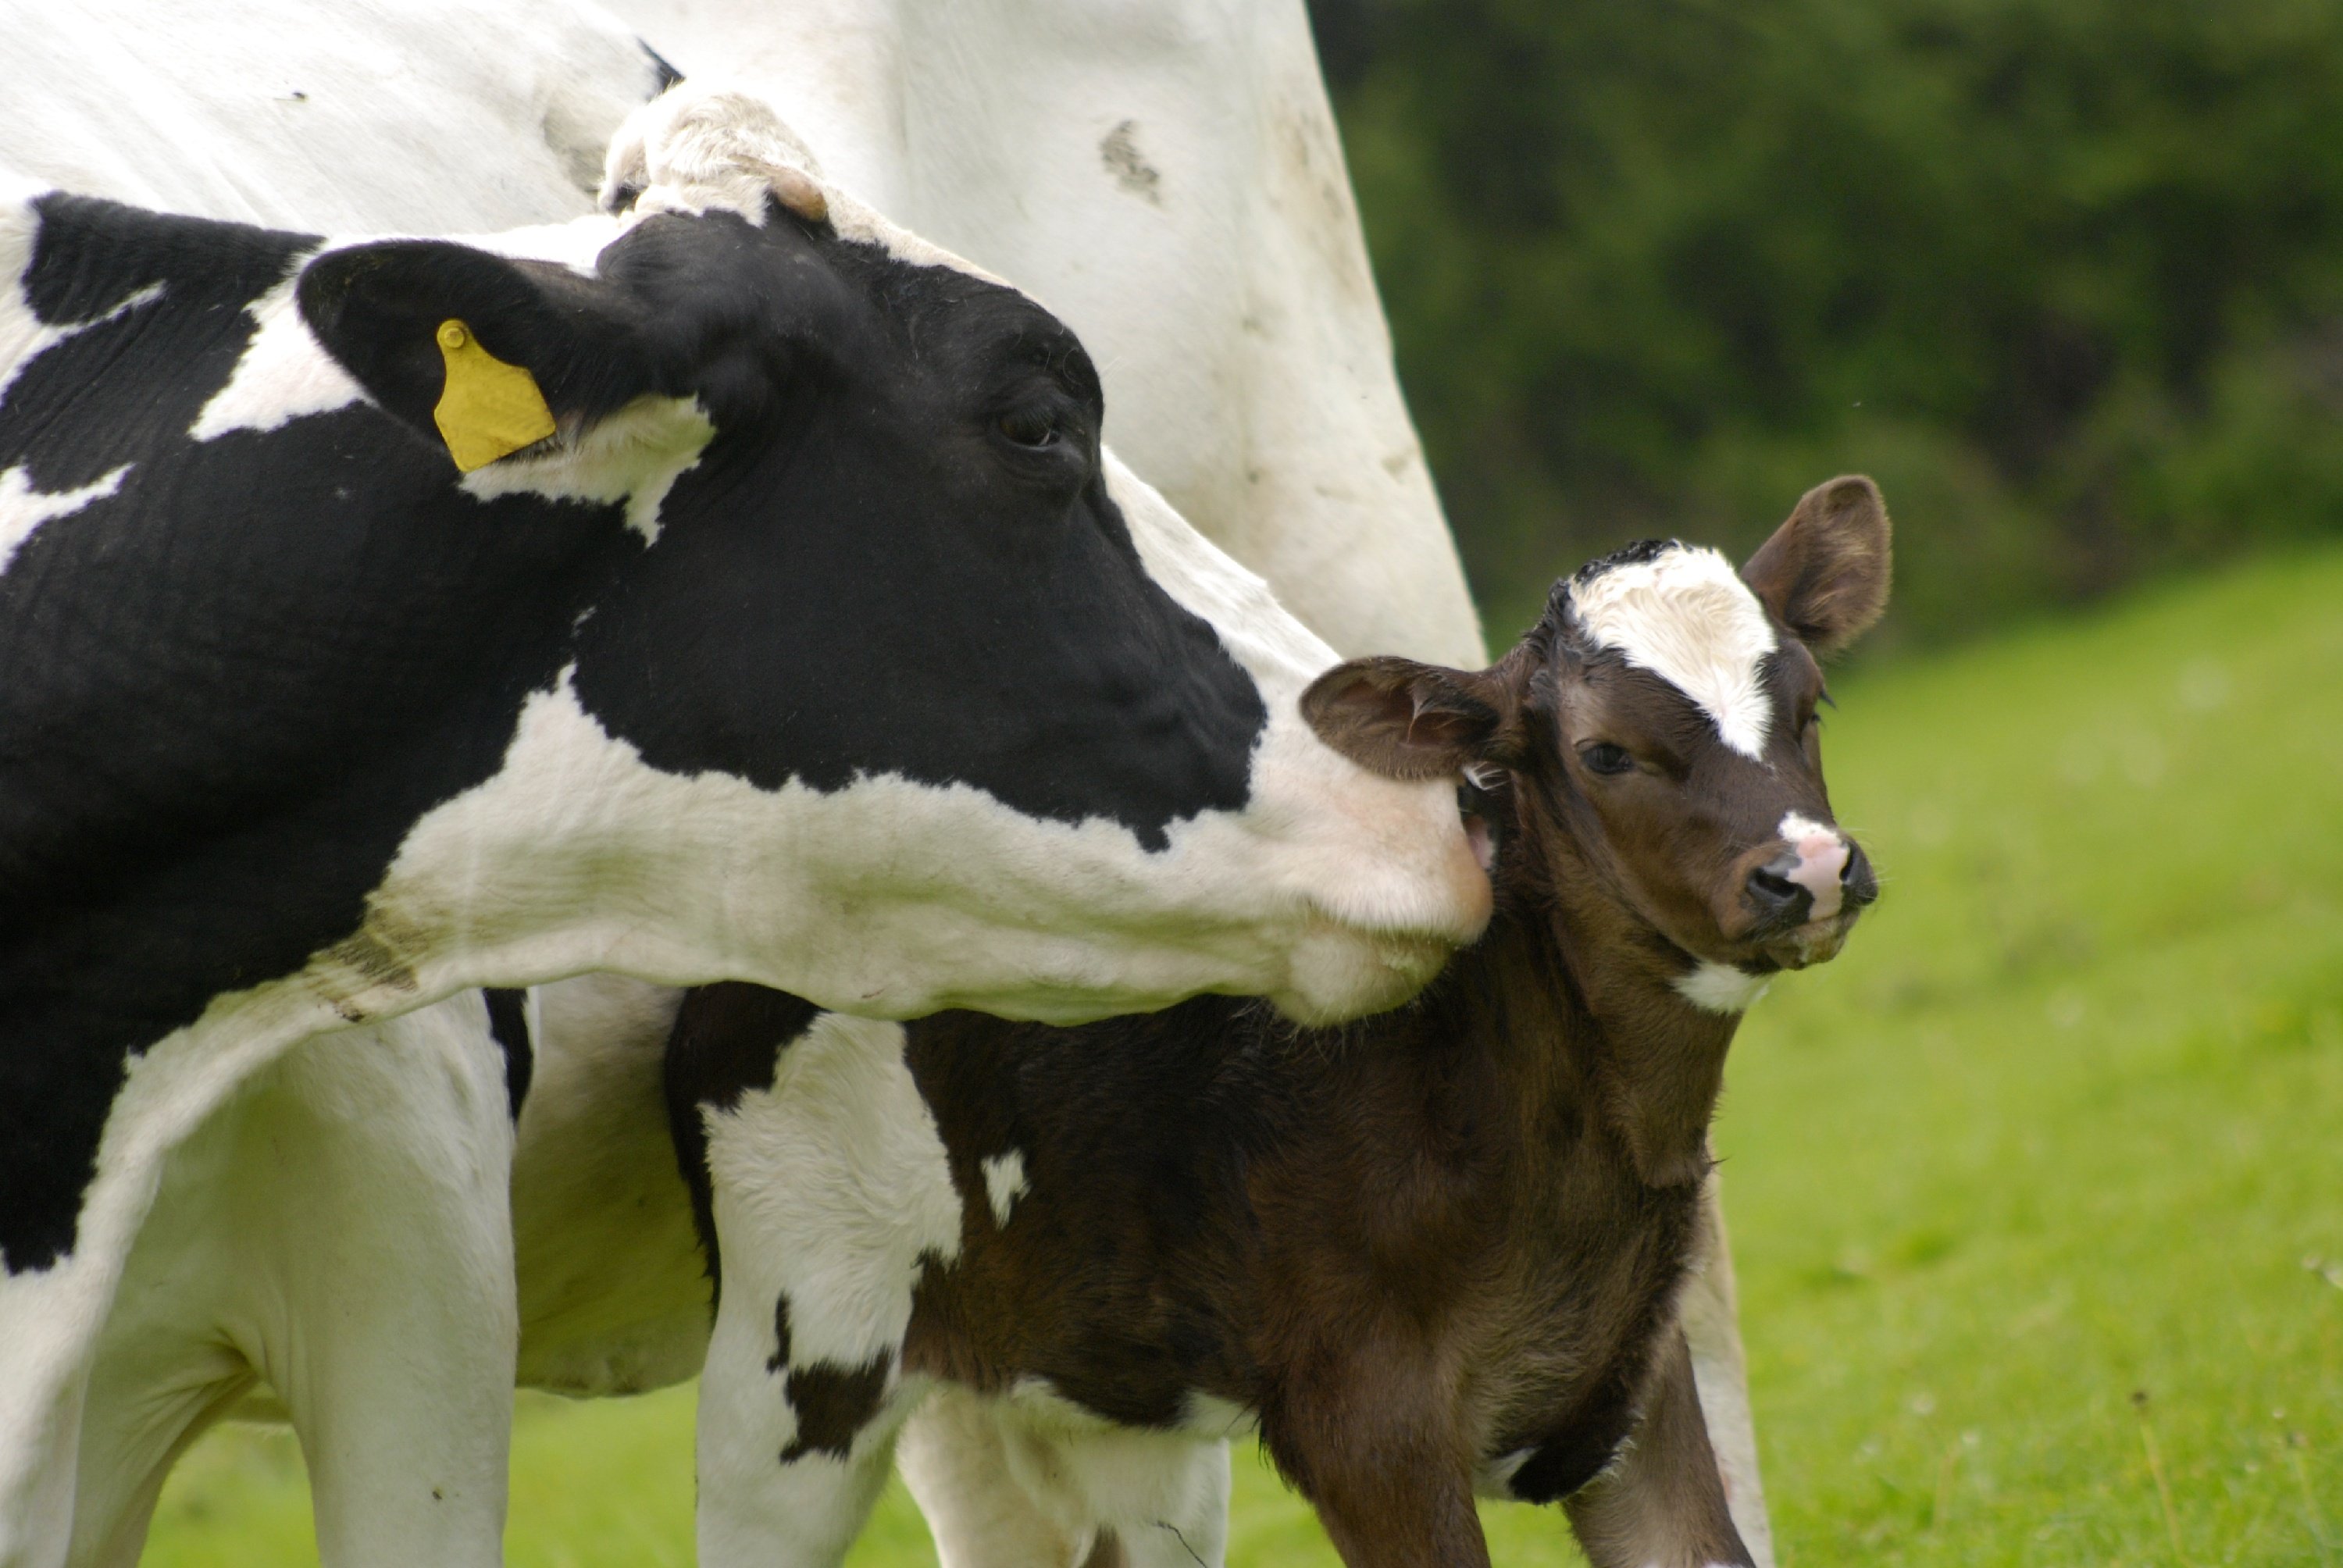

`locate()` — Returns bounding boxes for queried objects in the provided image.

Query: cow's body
[11,3,1763,1558]
[0,137,1487,1565]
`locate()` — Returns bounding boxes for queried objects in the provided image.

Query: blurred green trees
[1313,0,2343,645]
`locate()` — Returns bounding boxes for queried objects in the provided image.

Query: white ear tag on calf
[432,319,556,472]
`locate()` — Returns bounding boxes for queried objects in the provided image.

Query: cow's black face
[556,212,1265,848]
[301,208,1264,852]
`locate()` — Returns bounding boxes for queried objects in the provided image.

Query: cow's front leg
[1679,1178,1774,1566]
[1564,1330,1753,1568]
[248,1003,520,1568]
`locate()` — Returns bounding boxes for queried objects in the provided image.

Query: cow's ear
[1741,474,1892,659]
[1302,656,1521,782]
[298,241,665,471]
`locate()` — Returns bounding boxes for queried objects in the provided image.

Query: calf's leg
[896,1388,1093,1567]
[1680,1178,1774,1567]
[1564,1330,1753,1568]
[679,1009,965,1567]
[897,1388,1228,1568]
[1270,1366,1488,1568]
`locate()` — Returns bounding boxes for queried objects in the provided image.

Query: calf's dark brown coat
[670,476,1892,1568]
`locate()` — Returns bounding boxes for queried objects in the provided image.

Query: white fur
[980,1151,1029,1228]
[694,1014,958,1567]
[187,269,362,440]
[0,0,662,235]
[1679,1180,1775,1566]
[1570,546,1778,759]
[1674,961,1771,1015]
[0,465,126,576]
[900,1384,1232,1568]
[453,385,715,544]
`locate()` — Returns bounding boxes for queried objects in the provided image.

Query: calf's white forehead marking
[1568,545,1777,759]
[1674,960,1770,1015]
[1779,811,1837,843]
[980,1150,1028,1228]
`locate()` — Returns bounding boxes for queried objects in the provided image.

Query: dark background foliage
[1308,0,2343,647]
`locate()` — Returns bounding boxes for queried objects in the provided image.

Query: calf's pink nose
[1781,814,1849,921]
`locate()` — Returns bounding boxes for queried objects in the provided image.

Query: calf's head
[1307,476,1890,1003]
[285,170,1483,1024]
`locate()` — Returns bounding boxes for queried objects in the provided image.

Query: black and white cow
[0,132,1492,1563]
[490,480,1891,1568]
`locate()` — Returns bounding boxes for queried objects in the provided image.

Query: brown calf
[666,476,1892,1568]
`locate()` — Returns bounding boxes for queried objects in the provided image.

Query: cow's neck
[1434,839,1739,1193]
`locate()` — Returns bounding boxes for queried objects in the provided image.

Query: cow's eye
[1581,742,1635,775]
[997,408,1060,448]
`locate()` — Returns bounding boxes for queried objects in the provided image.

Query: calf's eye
[998,409,1059,448]
[1581,742,1635,775]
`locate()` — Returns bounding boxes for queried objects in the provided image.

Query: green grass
[144,547,2343,1566]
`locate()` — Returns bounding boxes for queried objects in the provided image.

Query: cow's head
[1303,477,1890,1009]
[288,157,1486,1025]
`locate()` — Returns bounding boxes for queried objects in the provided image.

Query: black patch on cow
[2,193,1264,1273]
[766,1287,894,1465]
[664,984,821,1305]
[639,40,685,94]
[482,989,533,1119]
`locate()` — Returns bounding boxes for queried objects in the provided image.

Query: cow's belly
[511,975,712,1397]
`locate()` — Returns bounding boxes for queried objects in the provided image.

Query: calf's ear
[1742,475,1892,658]
[1303,656,1518,781]
[298,241,665,471]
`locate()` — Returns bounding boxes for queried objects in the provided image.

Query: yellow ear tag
[431,319,557,472]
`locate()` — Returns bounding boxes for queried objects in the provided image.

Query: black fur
[766,1289,895,1465]
[482,989,533,1120]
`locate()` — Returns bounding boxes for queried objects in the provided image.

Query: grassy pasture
[144,545,2343,1566]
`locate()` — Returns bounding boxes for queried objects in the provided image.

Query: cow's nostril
[1841,842,1879,908]
[1746,857,1810,924]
